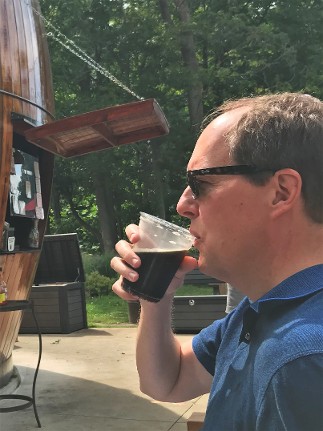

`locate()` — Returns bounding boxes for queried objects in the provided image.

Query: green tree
[39,0,323,253]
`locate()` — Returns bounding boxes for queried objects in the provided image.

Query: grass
[86,294,129,327]
[86,284,214,327]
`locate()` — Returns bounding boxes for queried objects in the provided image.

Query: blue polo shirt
[192,265,323,431]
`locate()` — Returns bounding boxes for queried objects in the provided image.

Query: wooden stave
[0,0,55,387]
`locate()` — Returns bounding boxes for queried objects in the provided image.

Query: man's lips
[193,239,199,249]
[190,230,201,247]
[189,229,200,239]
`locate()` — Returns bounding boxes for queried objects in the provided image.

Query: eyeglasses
[186,165,275,199]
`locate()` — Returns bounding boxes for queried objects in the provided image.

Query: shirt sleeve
[192,319,225,376]
[256,354,323,431]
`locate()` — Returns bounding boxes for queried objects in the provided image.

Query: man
[111,93,323,430]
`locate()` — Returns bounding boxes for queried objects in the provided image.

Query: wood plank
[173,310,226,318]
[27,291,59,299]
[24,99,169,158]
[184,268,223,285]
[0,110,13,237]
[6,0,22,115]
[20,282,87,334]
[22,312,60,327]
[0,0,55,386]
[32,0,54,114]
[25,0,41,121]
[13,0,30,102]
[33,301,60,309]
[68,303,82,313]
[172,295,227,331]
[0,0,12,91]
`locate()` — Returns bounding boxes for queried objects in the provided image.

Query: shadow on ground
[1,367,192,431]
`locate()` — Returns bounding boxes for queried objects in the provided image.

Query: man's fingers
[114,240,141,268]
[110,255,140,281]
[176,255,198,279]
[125,224,140,243]
[112,276,139,301]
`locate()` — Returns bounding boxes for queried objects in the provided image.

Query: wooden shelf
[24,99,169,158]
[0,249,41,255]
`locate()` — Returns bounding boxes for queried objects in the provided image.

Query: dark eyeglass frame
[186,165,275,198]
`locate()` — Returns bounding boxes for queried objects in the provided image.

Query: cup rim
[139,212,194,242]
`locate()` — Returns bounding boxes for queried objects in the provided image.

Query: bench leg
[218,283,227,295]
[187,412,205,431]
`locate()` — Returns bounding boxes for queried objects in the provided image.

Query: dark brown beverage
[122,249,186,302]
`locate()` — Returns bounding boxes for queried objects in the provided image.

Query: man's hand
[110,224,197,301]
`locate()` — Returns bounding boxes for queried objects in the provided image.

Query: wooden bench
[184,268,227,294]
[128,269,228,326]
[172,268,227,332]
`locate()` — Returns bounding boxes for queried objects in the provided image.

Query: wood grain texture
[0,0,55,387]
[25,99,169,158]
[187,412,205,431]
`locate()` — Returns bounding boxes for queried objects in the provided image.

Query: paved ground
[0,327,208,430]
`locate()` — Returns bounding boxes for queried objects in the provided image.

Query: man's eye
[196,179,214,195]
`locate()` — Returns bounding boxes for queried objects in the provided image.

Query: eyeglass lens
[187,175,199,198]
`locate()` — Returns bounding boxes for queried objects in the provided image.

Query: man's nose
[176,186,199,219]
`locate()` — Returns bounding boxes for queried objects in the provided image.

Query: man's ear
[270,169,302,218]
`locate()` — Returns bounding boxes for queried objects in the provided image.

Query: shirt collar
[250,264,323,313]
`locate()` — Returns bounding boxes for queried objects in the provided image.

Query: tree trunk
[173,0,204,133]
[65,193,103,247]
[137,143,166,219]
[158,0,172,23]
[50,184,61,224]
[150,142,166,219]
[92,170,118,254]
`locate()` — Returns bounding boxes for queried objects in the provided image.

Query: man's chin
[197,257,208,273]
[198,257,224,280]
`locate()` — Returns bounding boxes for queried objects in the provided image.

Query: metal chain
[47,31,143,100]
[25,0,143,100]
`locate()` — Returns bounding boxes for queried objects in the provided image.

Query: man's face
[177,108,271,282]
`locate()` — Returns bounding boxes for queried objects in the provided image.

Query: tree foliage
[39,0,323,252]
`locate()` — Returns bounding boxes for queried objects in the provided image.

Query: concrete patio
[0,327,208,430]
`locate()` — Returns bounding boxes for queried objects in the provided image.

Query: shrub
[82,252,116,278]
[85,270,116,297]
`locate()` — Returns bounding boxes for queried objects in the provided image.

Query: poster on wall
[9,149,44,219]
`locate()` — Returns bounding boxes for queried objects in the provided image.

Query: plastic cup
[122,212,194,302]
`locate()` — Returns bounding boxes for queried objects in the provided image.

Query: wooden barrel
[0,0,55,387]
